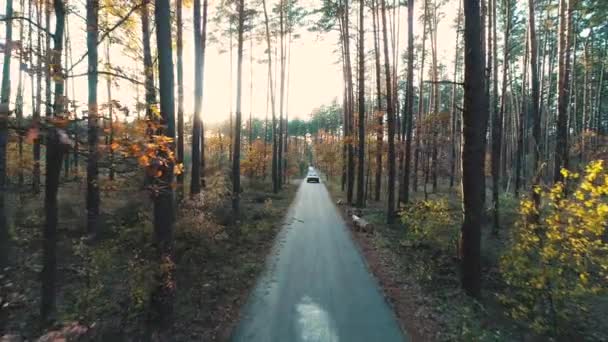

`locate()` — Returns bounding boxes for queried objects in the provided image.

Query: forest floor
[0,172,299,341]
[324,176,608,342]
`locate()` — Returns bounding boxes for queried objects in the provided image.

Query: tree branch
[68,2,145,72]
[68,71,158,91]
[0,16,53,37]
[424,80,465,86]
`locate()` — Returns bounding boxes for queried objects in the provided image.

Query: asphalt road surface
[232,178,407,342]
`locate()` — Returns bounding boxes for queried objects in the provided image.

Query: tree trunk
[106,39,115,181]
[554,0,572,182]
[0,0,13,268]
[344,0,355,204]
[380,0,396,223]
[413,1,428,193]
[528,0,541,217]
[191,0,203,195]
[15,0,25,187]
[372,0,383,202]
[33,0,42,193]
[149,0,176,335]
[278,1,284,189]
[429,0,439,193]
[141,0,155,120]
[402,0,415,204]
[232,0,244,215]
[86,0,100,239]
[492,0,509,233]
[449,0,463,188]
[200,0,208,189]
[356,0,365,207]
[41,0,67,324]
[262,0,278,193]
[461,0,487,298]
[176,0,184,188]
[515,30,529,195]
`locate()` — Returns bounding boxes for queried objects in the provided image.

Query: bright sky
[1,0,459,124]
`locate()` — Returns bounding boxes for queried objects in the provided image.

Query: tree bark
[33,1,42,194]
[372,0,383,202]
[176,0,184,187]
[105,38,115,181]
[344,0,355,205]
[380,0,396,223]
[86,0,100,239]
[41,0,67,324]
[278,0,285,189]
[200,0,208,189]
[413,1,428,193]
[461,0,487,298]
[528,0,541,217]
[232,0,244,215]
[191,0,203,195]
[554,0,572,182]
[515,30,529,195]
[141,0,155,120]
[491,0,509,233]
[262,0,278,193]
[402,0,414,204]
[149,0,176,335]
[0,0,13,268]
[356,0,365,207]
[449,0,463,188]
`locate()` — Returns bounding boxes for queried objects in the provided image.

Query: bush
[399,199,458,251]
[500,160,608,335]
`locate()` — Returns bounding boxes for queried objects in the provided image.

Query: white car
[306,172,320,183]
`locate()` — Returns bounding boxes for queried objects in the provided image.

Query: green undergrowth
[324,173,607,341]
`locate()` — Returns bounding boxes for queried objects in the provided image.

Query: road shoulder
[324,180,443,342]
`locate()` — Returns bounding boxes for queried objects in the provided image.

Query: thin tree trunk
[402,0,415,204]
[41,0,67,324]
[554,0,572,182]
[191,0,203,195]
[32,0,42,193]
[344,0,355,204]
[492,0,509,233]
[515,30,529,195]
[176,0,184,188]
[372,0,383,202]
[106,39,115,181]
[356,0,365,207]
[232,0,244,215]
[380,0,396,223]
[86,0,100,239]
[413,1,428,193]
[262,0,278,193]
[529,0,541,198]
[449,0,462,188]
[142,0,155,120]
[580,35,589,163]
[0,0,14,267]
[278,0,285,189]
[429,0,439,193]
[15,0,25,187]
[200,0,208,189]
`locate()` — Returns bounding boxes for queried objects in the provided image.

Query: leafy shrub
[500,160,608,335]
[399,199,458,251]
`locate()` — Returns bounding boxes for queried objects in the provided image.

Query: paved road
[232,179,407,342]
